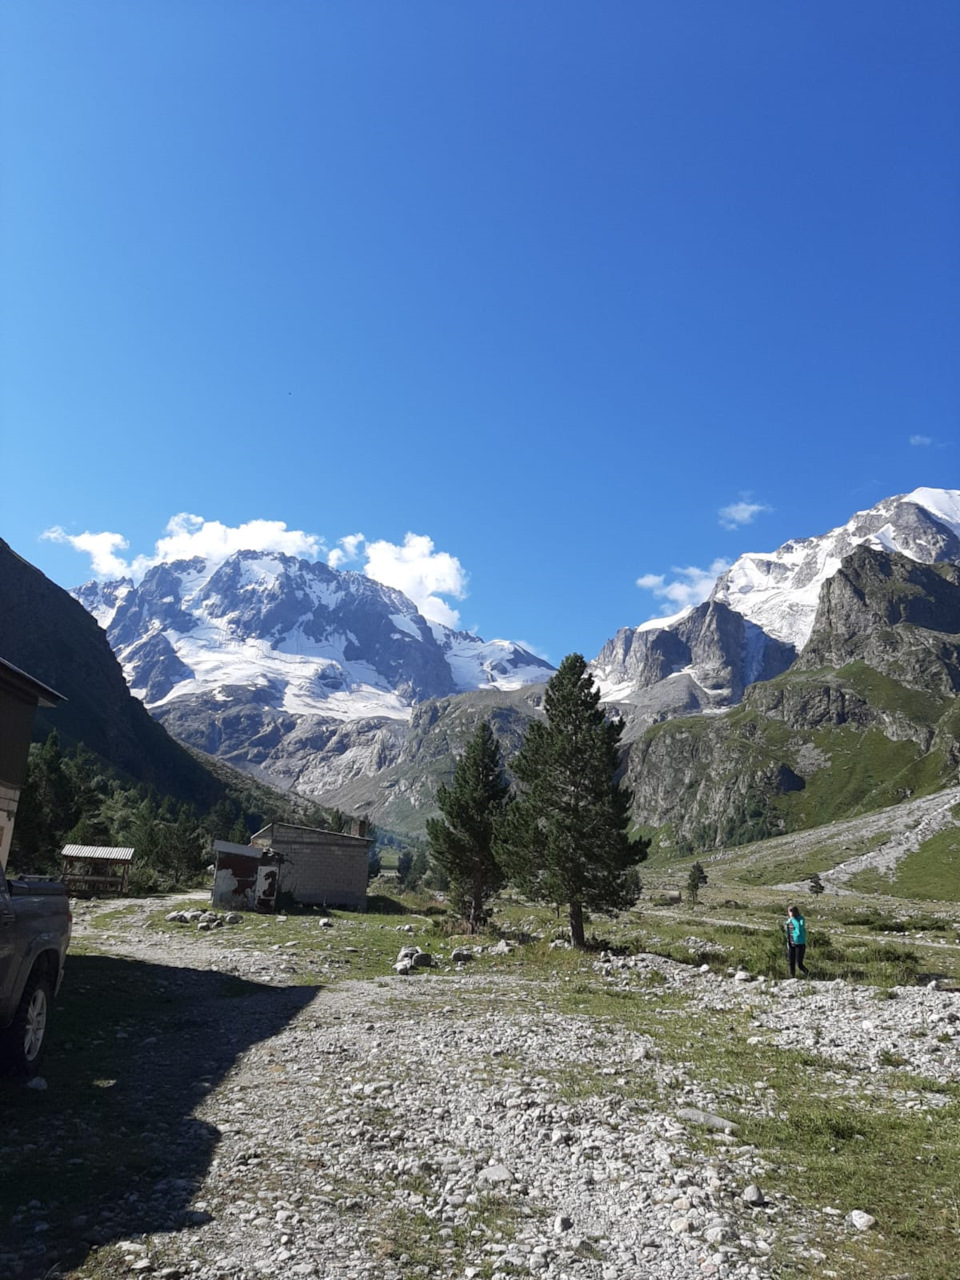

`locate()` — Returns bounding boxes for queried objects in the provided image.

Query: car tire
[3,969,52,1075]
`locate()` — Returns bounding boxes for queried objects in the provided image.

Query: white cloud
[45,515,471,624]
[142,513,323,574]
[362,532,468,627]
[43,513,325,582]
[635,558,731,610]
[718,499,772,530]
[328,532,366,570]
[42,527,132,579]
[909,434,933,447]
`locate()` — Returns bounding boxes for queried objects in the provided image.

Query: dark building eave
[0,656,65,708]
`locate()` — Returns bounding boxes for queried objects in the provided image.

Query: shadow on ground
[0,952,317,1279]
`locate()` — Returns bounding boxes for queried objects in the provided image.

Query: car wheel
[4,970,52,1075]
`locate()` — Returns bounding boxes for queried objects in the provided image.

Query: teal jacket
[787,915,806,945]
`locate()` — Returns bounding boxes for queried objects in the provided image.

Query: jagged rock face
[745,675,933,749]
[592,600,795,737]
[302,685,547,835]
[156,691,409,796]
[0,539,224,807]
[797,546,960,698]
[593,488,960,739]
[625,544,960,849]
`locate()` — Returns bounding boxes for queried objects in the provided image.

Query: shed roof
[60,845,135,864]
[0,656,64,708]
[213,839,260,859]
[251,821,372,847]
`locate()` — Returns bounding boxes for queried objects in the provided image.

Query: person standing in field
[786,905,808,977]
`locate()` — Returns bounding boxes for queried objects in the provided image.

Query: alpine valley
[72,487,960,849]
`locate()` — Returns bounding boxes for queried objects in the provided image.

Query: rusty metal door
[254,865,278,912]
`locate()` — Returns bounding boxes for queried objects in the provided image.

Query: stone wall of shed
[278,845,368,909]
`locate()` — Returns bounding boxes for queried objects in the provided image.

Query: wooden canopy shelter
[60,844,135,897]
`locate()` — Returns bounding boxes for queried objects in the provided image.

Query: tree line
[11,731,309,891]
[426,653,648,948]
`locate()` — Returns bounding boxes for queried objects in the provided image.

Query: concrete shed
[212,821,372,912]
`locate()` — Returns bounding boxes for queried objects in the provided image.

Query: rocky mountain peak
[592,488,960,734]
[797,545,960,697]
[76,549,552,724]
[711,487,960,649]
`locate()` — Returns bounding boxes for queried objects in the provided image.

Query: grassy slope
[849,822,960,902]
[638,662,959,858]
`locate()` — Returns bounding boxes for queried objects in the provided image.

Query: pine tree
[498,654,646,947]
[426,721,510,930]
[396,849,413,885]
[367,846,382,882]
[687,861,708,905]
[807,872,825,896]
[12,731,79,871]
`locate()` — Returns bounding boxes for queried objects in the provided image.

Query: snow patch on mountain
[76,549,553,727]
[437,629,555,693]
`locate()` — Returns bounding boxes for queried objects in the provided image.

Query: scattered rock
[846,1209,877,1231]
[677,1107,739,1134]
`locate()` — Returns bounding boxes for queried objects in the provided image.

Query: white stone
[846,1210,876,1231]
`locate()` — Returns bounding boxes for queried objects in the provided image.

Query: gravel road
[2,900,957,1280]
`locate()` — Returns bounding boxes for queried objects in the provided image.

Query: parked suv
[0,869,71,1073]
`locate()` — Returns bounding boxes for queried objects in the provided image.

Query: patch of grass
[839,661,949,726]
[741,1097,960,1280]
[85,903,142,930]
[375,1195,525,1279]
[530,979,960,1280]
[878,1048,908,1068]
[865,827,960,903]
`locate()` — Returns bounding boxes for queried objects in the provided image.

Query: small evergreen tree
[426,721,510,929]
[407,847,429,890]
[498,654,646,947]
[807,872,825,896]
[396,849,413,886]
[687,861,708,905]
[367,847,382,882]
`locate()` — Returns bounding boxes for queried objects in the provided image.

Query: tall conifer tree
[498,654,645,947]
[426,720,510,929]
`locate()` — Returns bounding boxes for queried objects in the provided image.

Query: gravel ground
[3,900,958,1280]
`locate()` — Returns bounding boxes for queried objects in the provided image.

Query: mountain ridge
[61,487,960,845]
[592,487,960,733]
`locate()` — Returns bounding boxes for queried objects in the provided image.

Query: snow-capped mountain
[592,487,960,729]
[711,487,960,649]
[72,551,553,797]
[76,550,553,721]
[70,487,960,816]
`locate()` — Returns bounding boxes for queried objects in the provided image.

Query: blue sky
[3,1,957,660]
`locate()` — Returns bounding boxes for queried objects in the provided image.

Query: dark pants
[788,942,807,977]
